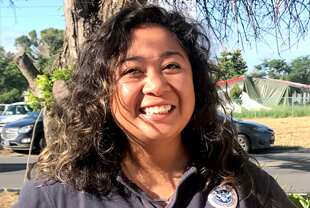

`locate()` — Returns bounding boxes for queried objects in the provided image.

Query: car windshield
[2,104,32,116]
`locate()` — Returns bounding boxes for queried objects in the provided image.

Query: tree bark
[58,0,148,68]
[14,52,40,96]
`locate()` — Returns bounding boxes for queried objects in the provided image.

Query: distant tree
[248,68,266,78]
[40,28,64,56]
[15,35,32,50]
[288,56,310,84]
[230,84,242,103]
[0,46,28,103]
[254,59,290,79]
[217,49,247,79]
[14,28,64,72]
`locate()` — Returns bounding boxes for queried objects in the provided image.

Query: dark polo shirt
[13,164,296,208]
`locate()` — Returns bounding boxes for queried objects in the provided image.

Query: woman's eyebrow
[124,50,185,62]
[160,51,185,59]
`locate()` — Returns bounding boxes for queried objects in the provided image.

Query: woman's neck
[121,137,189,200]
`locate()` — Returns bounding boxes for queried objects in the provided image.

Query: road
[253,149,310,193]
[0,149,309,193]
[0,153,37,191]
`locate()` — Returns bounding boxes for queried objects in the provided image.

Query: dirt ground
[0,116,309,208]
[0,192,19,208]
[244,116,310,148]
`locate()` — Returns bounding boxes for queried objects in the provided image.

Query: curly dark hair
[36,4,249,196]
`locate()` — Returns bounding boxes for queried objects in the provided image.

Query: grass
[289,194,310,208]
[234,105,310,119]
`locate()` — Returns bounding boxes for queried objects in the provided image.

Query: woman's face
[112,25,195,145]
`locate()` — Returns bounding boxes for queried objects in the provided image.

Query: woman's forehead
[124,25,186,59]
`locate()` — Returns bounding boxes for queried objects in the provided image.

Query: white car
[0,104,8,114]
[0,102,33,133]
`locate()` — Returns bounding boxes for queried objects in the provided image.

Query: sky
[1,0,309,71]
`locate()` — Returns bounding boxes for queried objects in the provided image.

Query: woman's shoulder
[13,179,132,208]
[13,179,60,208]
[13,179,95,208]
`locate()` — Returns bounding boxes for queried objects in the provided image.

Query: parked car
[0,112,45,152]
[217,112,275,152]
[0,102,33,133]
[234,118,275,152]
[0,104,8,114]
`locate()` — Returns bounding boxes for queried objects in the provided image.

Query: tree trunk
[59,0,148,67]
[15,52,40,96]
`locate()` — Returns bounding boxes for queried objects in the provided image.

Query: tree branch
[14,52,40,96]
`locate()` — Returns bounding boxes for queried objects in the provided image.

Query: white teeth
[143,105,172,115]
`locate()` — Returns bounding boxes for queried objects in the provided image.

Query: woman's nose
[142,71,170,96]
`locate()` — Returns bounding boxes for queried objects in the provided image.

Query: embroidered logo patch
[207,185,238,208]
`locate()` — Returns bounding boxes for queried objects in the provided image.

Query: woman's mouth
[139,104,175,120]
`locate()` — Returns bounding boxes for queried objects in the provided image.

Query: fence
[225,97,310,118]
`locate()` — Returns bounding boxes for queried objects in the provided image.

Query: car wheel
[237,134,250,153]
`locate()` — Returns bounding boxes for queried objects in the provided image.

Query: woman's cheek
[118,82,140,112]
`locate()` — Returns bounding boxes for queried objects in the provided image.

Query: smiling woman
[13,3,295,208]
[112,25,195,147]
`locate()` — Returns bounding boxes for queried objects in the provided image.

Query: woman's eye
[122,68,143,77]
[164,63,181,71]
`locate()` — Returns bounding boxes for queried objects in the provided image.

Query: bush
[25,67,72,110]
[0,88,22,104]
[289,194,310,208]
[230,84,242,101]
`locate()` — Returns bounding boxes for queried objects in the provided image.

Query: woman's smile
[139,104,175,121]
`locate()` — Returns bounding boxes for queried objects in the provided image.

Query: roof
[216,75,245,87]
[266,78,310,89]
[216,75,310,90]
[7,102,25,105]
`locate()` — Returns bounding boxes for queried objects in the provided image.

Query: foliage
[0,46,28,103]
[230,84,242,101]
[15,35,32,49]
[24,90,41,111]
[253,56,310,84]
[14,28,64,72]
[0,89,21,104]
[40,28,64,56]
[25,68,72,110]
[289,194,310,208]
[254,59,290,79]
[288,56,310,85]
[248,68,266,78]
[233,105,310,119]
[217,49,247,79]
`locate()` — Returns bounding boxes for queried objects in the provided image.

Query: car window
[16,106,27,114]
[3,105,16,115]
[2,104,32,115]
[0,105,5,113]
